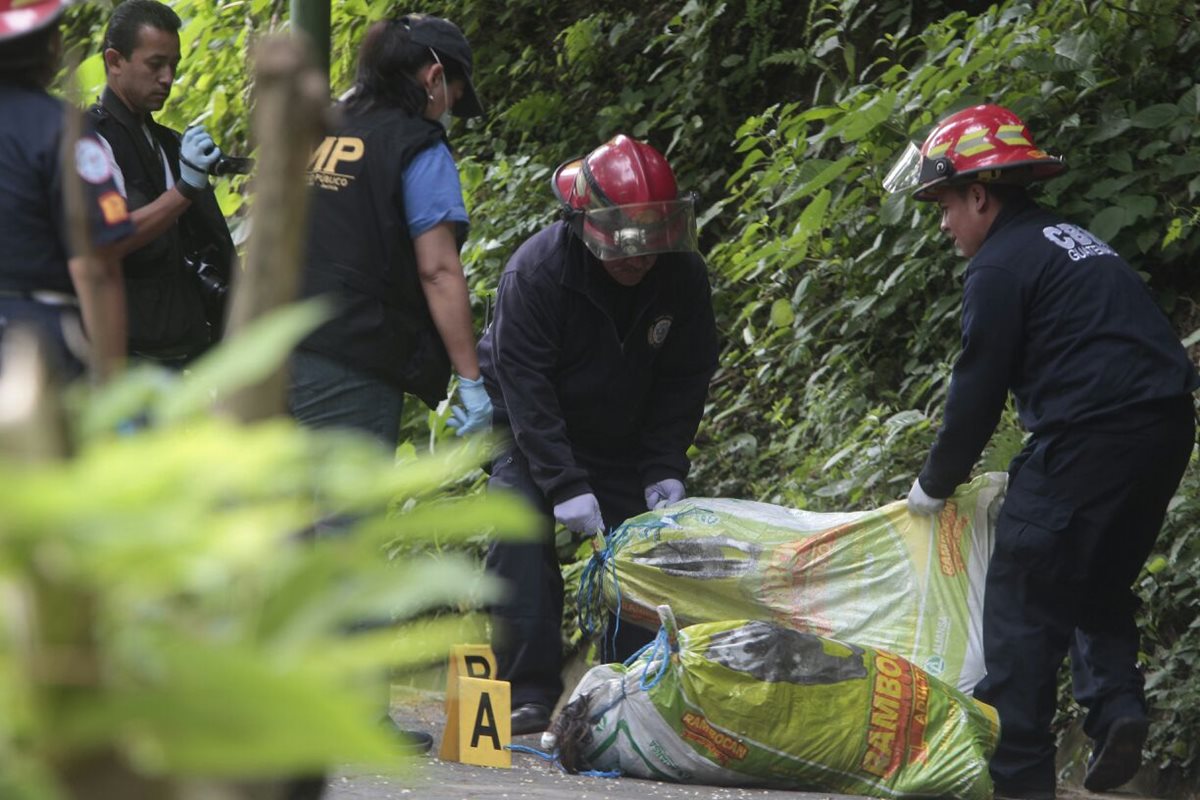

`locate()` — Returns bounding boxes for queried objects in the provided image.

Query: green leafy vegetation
[0,308,536,798]
[49,0,1200,787]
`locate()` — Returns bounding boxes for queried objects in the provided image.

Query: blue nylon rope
[506,743,621,779]
[513,602,681,783]
[575,533,608,638]
[507,743,557,761]
[576,519,674,657]
[576,524,631,647]
[637,625,673,691]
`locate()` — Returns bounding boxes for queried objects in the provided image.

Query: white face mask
[429,49,453,130]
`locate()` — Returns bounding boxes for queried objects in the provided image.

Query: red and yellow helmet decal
[882,104,1069,200]
[911,104,1066,200]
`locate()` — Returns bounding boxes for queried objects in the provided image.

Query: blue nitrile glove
[179,126,221,189]
[553,492,604,536]
[447,374,492,436]
[907,477,946,516]
[644,478,686,511]
[116,414,149,437]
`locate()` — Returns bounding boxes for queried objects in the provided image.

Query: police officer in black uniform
[89,0,234,366]
[479,135,719,735]
[0,0,132,383]
[887,104,1199,799]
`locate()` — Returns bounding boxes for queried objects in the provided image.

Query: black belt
[0,289,79,307]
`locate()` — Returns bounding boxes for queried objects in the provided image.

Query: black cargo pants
[974,396,1196,793]
[485,444,654,710]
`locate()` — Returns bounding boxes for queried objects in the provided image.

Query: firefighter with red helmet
[478,134,718,735]
[0,0,131,382]
[888,104,1198,798]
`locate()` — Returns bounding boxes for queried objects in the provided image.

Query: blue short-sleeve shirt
[402,141,468,238]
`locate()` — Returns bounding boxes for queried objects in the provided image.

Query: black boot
[510,703,551,736]
[1083,717,1149,792]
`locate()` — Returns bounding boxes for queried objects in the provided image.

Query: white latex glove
[553,492,604,535]
[179,126,221,189]
[907,477,946,516]
[644,478,686,510]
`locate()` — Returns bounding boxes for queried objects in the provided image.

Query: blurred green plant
[0,305,536,800]
[49,0,1200,784]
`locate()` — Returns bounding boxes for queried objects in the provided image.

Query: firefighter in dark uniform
[479,135,719,735]
[0,0,132,383]
[88,0,234,366]
[886,104,1199,799]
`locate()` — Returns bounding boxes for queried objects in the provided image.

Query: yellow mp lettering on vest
[309,136,365,174]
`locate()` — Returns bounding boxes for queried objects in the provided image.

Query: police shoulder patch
[648,315,673,348]
[75,137,112,185]
[97,191,129,226]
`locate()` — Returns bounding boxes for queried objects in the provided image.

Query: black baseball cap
[400,13,484,118]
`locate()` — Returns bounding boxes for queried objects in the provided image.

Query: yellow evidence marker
[457,675,511,768]
[439,644,511,767]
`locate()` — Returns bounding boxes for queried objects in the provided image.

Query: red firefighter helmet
[884,104,1067,201]
[552,134,699,260]
[0,0,69,43]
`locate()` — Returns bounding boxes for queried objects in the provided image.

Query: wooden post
[290,0,331,77]
[219,36,328,423]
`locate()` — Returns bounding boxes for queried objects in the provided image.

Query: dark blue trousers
[974,397,1195,793]
[287,349,405,536]
[485,444,653,709]
[0,298,86,382]
[288,349,404,444]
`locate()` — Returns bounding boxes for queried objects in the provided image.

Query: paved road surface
[320,689,1133,800]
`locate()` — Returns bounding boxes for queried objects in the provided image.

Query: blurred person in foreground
[0,0,130,383]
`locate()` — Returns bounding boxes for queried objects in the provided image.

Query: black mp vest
[89,88,235,361]
[299,106,455,408]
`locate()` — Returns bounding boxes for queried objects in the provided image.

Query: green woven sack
[551,609,999,799]
[579,473,1005,692]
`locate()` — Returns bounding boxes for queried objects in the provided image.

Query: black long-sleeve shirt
[479,221,719,505]
[920,203,1199,498]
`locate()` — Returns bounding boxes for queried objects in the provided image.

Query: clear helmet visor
[882,141,925,194]
[573,198,699,261]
